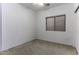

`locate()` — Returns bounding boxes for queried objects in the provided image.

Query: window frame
[46,14,66,32]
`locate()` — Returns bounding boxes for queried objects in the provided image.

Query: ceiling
[20,3,70,12]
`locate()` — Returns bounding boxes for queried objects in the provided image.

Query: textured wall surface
[36,4,76,46]
[1,3,36,50]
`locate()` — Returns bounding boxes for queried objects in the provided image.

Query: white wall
[1,3,36,50]
[36,4,76,47]
[0,4,2,50]
[74,3,79,54]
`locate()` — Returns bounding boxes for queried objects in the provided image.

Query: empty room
[0,3,79,55]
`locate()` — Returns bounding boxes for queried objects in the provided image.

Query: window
[46,15,66,31]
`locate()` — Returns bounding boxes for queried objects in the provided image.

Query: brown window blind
[55,15,65,31]
[46,15,66,31]
[46,17,54,31]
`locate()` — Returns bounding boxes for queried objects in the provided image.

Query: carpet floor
[0,39,78,55]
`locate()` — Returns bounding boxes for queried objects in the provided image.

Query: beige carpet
[0,39,78,55]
